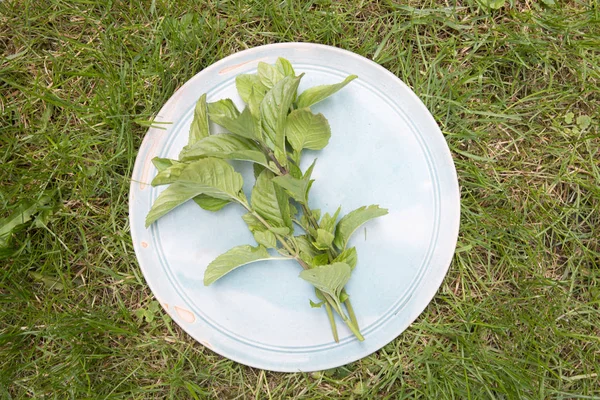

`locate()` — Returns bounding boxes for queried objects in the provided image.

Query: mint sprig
[146,58,388,342]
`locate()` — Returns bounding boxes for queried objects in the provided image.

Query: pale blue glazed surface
[129,43,460,372]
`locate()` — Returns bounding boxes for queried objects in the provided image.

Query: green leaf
[29,271,64,291]
[276,57,295,77]
[207,99,259,140]
[189,93,209,145]
[207,99,241,133]
[208,99,255,139]
[333,205,388,250]
[288,162,303,179]
[150,158,231,210]
[340,292,349,303]
[275,183,294,232]
[145,158,244,227]
[251,169,289,229]
[313,228,335,250]
[576,115,591,130]
[247,88,264,142]
[269,226,290,235]
[204,245,272,285]
[248,86,263,118]
[334,247,357,270]
[1,197,52,249]
[253,230,277,248]
[289,203,299,218]
[257,61,285,89]
[309,299,324,308]
[294,235,317,253]
[299,262,352,300]
[236,74,267,103]
[564,112,574,124]
[272,173,313,204]
[285,108,331,151]
[320,206,341,233]
[152,157,178,172]
[179,133,270,167]
[296,75,357,109]
[303,158,317,179]
[193,195,231,211]
[242,213,263,233]
[300,208,320,231]
[312,253,330,267]
[315,287,326,301]
[220,107,259,140]
[261,75,302,154]
[253,163,266,179]
[151,160,187,186]
[481,0,504,9]
[295,234,318,259]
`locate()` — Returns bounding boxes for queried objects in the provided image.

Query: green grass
[1,0,599,398]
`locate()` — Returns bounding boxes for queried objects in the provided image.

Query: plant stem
[324,303,339,343]
[342,290,359,328]
[322,292,364,341]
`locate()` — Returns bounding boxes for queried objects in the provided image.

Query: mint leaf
[296,75,357,109]
[312,253,330,267]
[151,160,187,186]
[288,162,303,179]
[236,74,267,103]
[300,208,320,230]
[272,173,313,204]
[257,61,285,89]
[274,181,294,232]
[223,107,260,140]
[145,158,244,227]
[242,212,263,233]
[251,169,290,229]
[320,206,341,233]
[189,93,209,145]
[334,247,357,270]
[207,101,259,140]
[150,158,229,210]
[179,133,270,168]
[253,230,278,248]
[269,226,290,235]
[204,245,272,285]
[285,108,331,151]
[253,163,266,179]
[193,195,231,212]
[295,234,318,256]
[248,86,262,118]
[276,57,295,77]
[313,228,335,250]
[309,299,324,308]
[260,75,302,155]
[151,157,178,172]
[333,205,388,250]
[299,262,352,301]
[207,99,240,126]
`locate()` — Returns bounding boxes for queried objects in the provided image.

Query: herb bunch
[145,58,388,342]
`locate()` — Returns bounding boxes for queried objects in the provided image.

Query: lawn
[1,0,599,398]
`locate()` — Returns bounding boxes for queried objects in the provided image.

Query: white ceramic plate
[129,43,460,372]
